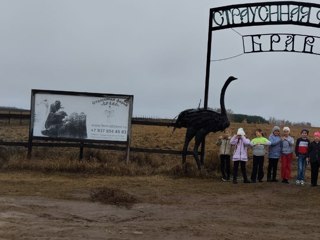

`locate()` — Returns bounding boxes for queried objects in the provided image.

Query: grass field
[0,122,320,239]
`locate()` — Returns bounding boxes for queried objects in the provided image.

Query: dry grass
[0,122,318,177]
[90,187,139,208]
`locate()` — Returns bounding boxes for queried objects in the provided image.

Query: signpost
[28,89,134,162]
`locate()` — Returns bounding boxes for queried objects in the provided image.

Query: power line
[211,28,244,62]
[211,53,244,62]
[231,28,243,36]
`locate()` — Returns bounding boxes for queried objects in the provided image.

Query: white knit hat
[237,128,245,136]
[283,126,290,132]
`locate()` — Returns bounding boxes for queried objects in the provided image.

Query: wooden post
[125,96,134,164]
[19,111,23,125]
[125,142,130,164]
[27,94,35,159]
[79,142,84,160]
[27,139,32,159]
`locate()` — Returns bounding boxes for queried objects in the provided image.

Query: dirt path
[0,173,320,240]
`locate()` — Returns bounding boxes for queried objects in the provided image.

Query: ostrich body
[173,76,237,169]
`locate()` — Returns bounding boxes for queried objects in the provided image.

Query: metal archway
[201,1,320,163]
[204,1,320,108]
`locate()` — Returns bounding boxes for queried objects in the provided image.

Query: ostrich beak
[228,76,237,81]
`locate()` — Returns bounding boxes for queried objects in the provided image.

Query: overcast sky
[2,0,320,126]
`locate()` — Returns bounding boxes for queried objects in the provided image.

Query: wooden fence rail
[0,140,192,155]
[0,112,193,157]
[0,112,176,126]
[0,111,30,125]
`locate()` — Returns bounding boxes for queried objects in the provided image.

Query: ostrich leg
[182,128,197,165]
[193,129,206,170]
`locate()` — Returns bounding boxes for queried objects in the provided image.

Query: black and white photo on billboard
[35,99,87,139]
[33,92,132,142]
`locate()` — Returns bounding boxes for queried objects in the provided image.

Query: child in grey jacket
[216,130,231,181]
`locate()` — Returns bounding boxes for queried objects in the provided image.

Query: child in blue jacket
[267,126,281,182]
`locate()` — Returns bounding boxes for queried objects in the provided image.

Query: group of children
[216,126,320,186]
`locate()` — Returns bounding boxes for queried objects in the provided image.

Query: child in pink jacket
[230,128,251,184]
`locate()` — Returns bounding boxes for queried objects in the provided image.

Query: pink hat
[314,131,320,138]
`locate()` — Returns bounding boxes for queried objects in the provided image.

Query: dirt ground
[0,172,320,240]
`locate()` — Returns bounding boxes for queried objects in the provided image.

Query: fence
[0,112,194,157]
[0,111,30,125]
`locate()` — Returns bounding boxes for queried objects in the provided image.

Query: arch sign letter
[211,1,320,30]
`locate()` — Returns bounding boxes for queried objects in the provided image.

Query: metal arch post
[201,9,214,165]
[204,9,213,109]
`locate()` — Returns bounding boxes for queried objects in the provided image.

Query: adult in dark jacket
[308,131,320,187]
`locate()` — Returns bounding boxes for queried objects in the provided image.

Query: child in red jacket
[294,129,310,186]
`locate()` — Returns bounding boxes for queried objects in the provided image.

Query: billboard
[30,90,133,142]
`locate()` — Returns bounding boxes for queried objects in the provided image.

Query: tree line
[216,108,311,127]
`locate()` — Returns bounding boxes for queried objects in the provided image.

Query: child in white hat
[230,128,251,184]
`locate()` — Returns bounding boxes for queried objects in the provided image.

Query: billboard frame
[27,89,134,162]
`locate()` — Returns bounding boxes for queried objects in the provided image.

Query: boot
[243,179,251,183]
[233,177,238,184]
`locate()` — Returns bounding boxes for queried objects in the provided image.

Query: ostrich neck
[220,80,231,116]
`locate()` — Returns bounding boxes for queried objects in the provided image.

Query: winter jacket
[230,135,251,161]
[281,136,294,155]
[295,137,310,156]
[251,137,271,156]
[308,141,320,164]
[268,134,282,158]
[216,137,231,155]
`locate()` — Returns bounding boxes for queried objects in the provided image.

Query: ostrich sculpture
[173,76,237,170]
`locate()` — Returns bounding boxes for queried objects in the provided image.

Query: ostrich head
[220,76,238,116]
